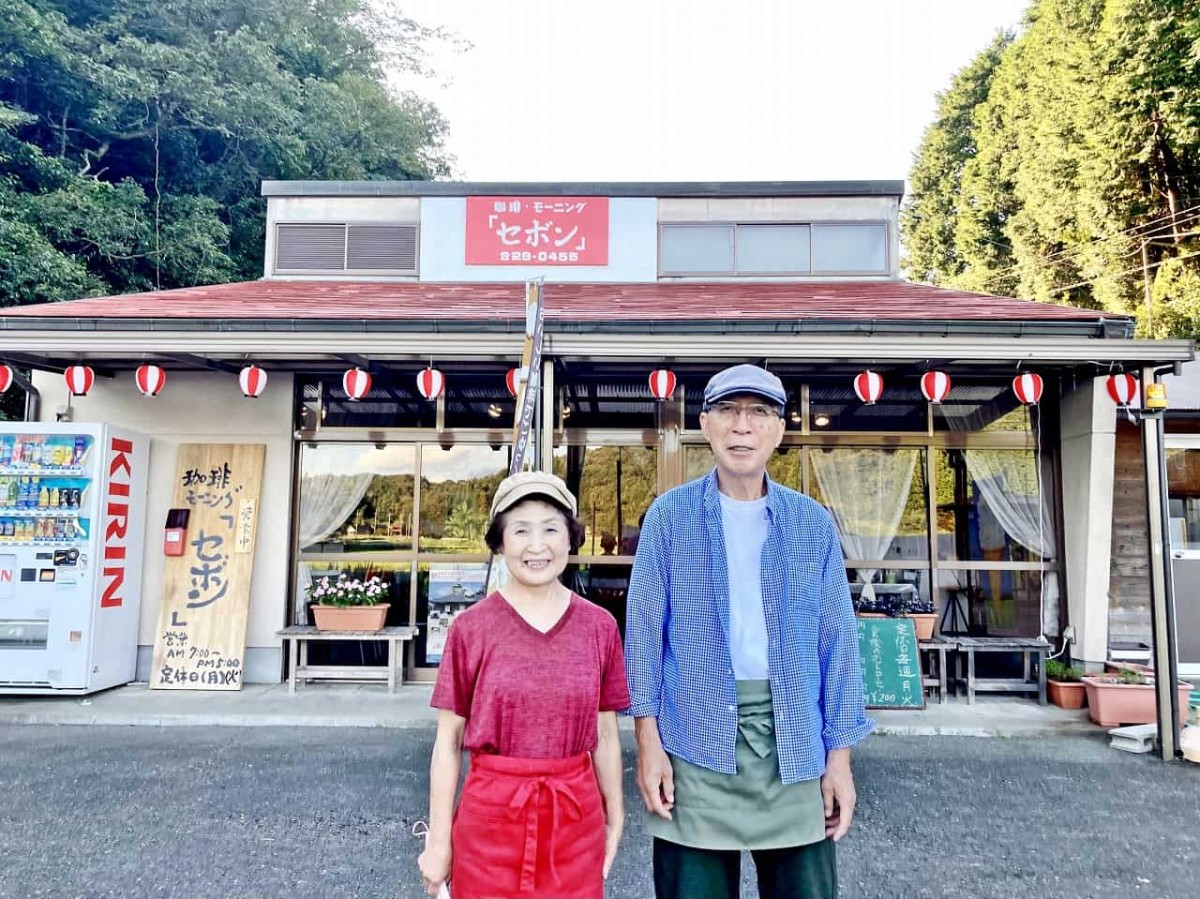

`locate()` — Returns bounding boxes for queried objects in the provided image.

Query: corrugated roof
[0,280,1120,323]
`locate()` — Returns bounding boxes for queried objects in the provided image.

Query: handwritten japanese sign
[465,196,609,265]
[857,616,926,709]
[150,444,265,691]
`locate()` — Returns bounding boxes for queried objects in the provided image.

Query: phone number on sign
[498,250,581,263]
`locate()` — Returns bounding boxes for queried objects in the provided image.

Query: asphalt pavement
[1,727,1197,899]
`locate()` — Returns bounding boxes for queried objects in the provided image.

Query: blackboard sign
[857,616,925,709]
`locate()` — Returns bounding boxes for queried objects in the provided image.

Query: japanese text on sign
[465,196,609,266]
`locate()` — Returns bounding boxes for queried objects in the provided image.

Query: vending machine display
[0,423,148,694]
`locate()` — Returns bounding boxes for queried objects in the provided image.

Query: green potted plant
[1082,666,1194,728]
[1044,659,1086,709]
[853,589,937,640]
[307,573,390,632]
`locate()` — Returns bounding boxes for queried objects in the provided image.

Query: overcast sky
[393,0,1029,183]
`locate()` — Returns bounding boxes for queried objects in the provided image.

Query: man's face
[699,393,785,480]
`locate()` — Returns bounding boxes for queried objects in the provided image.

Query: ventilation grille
[275,223,418,273]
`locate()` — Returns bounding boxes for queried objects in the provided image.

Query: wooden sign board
[858,616,926,709]
[150,444,266,690]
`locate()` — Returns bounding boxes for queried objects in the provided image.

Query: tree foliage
[902,0,1200,337]
[0,0,450,305]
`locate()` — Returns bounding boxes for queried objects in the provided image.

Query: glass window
[297,444,415,554]
[808,448,928,563]
[1167,449,1200,551]
[419,445,509,553]
[935,449,1049,562]
[936,568,1044,638]
[660,224,734,274]
[553,444,657,556]
[736,225,811,273]
[811,223,887,273]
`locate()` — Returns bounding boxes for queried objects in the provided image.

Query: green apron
[647,680,826,851]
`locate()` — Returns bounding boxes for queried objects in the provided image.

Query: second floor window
[660,222,887,276]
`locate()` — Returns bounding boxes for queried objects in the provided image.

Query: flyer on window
[426,563,489,664]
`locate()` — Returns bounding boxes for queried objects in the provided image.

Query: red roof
[0,279,1112,322]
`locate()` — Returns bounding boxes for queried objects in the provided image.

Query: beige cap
[489,471,578,519]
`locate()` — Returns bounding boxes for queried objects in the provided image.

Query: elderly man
[625,363,873,899]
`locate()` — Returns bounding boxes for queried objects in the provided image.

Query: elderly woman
[418,471,630,899]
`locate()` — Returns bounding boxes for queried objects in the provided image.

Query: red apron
[450,752,605,899]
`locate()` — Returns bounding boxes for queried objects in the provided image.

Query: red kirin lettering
[100,437,133,608]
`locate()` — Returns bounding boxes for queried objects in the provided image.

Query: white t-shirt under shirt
[719,492,770,680]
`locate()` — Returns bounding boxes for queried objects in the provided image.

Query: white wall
[419,196,659,282]
[1059,377,1118,666]
[33,370,295,683]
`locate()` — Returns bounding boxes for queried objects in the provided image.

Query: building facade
[0,181,1190,684]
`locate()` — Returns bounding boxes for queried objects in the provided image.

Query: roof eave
[259,179,907,199]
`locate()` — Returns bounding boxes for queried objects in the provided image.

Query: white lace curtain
[810,448,918,601]
[963,449,1059,637]
[293,471,373,623]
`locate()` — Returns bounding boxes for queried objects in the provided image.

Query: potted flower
[307,573,391,632]
[1082,667,1194,728]
[853,589,937,641]
[1044,659,1086,710]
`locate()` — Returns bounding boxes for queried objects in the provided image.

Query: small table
[919,638,954,704]
[276,626,418,693]
[951,637,1050,705]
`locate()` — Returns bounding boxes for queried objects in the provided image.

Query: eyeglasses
[705,400,782,425]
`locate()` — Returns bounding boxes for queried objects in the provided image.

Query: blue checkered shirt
[625,470,874,784]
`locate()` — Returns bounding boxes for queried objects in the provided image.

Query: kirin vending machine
[0,423,148,694]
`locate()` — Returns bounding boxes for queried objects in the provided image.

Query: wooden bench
[920,638,954,704]
[950,636,1050,705]
[276,626,418,693]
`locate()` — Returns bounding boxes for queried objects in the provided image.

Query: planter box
[1047,679,1086,710]
[312,603,389,633]
[909,614,937,641]
[1082,677,1192,727]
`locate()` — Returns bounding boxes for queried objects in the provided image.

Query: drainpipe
[12,370,41,422]
[1143,363,1183,760]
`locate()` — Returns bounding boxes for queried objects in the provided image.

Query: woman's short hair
[484,493,586,554]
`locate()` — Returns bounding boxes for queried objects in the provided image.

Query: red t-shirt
[431,592,630,758]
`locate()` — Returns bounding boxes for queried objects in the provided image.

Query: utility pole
[1141,238,1153,333]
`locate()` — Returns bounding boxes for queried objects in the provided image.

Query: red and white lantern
[238,364,268,398]
[342,367,372,401]
[64,365,95,397]
[417,367,444,401]
[648,369,677,401]
[135,364,166,397]
[920,371,952,405]
[1107,373,1138,406]
[853,371,884,405]
[505,367,527,398]
[1012,372,1044,405]
[0,364,12,394]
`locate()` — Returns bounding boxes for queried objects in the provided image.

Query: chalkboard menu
[858,616,925,709]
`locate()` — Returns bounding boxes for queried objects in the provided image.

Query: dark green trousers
[652,836,837,899]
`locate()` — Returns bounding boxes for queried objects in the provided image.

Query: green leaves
[903,0,1200,337]
[0,0,449,307]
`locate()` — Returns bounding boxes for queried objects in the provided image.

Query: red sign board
[465,196,609,265]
